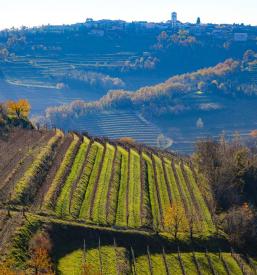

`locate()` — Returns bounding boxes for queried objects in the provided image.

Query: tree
[222,203,257,248]
[187,210,201,240]
[164,203,187,239]
[6,99,31,119]
[28,231,54,274]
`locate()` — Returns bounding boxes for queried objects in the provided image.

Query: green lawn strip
[165,253,183,275]
[141,155,152,228]
[43,134,80,210]
[57,250,83,275]
[106,148,122,225]
[85,247,101,274]
[142,153,161,231]
[11,130,63,204]
[194,252,214,275]
[151,253,168,275]
[69,141,97,218]
[180,253,198,275]
[222,253,244,275]
[163,158,182,205]
[152,155,171,226]
[100,246,119,274]
[128,149,142,228]
[134,255,151,275]
[175,163,197,219]
[55,137,90,217]
[92,143,115,224]
[206,253,228,275]
[79,142,104,221]
[115,146,129,227]
[184,165,215,232]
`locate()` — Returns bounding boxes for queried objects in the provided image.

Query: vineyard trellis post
[218,249,230,275]
[177,246,186,275]
[82,239,87,275]
[147,246,154,275]
[205,248,216,275]
[130,246,137,275]
[113,238,120,275]
[98,236,103,275]
[162,247,170,275]
[192,250,202,275]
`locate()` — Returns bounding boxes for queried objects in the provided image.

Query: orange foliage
[118,137,136,144]
[6,99,30,119]
[250,130,257,138]
[28,231,54,274]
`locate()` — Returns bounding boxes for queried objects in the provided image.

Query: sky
[0,0,256,30]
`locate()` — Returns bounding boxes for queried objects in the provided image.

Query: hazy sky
[0,0,256,29]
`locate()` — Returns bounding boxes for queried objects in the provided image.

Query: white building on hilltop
[171,12,178,27]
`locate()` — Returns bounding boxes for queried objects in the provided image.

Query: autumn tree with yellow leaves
[6,99,31,119]
[164,203,188,240]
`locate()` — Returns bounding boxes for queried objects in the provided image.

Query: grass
[128,149,141,228]
[69,141,98,218]
[106,149,122,225]
[57,246,129,275]
[184,164,214,232]
[79,142,104,221]
[43,134,80,210]
[55,137,90,217]
[92,143,115,224]
[11,130,63,204]
[115,146,129,227]
[142,153,161,231]
[175,163,197,218]
[152,155,171,227]
[163,158,182,205]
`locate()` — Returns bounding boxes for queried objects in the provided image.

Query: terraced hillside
[0,128,214,234]
[9,129,213,234]
[1,128,256,274]
[66,111,163,147]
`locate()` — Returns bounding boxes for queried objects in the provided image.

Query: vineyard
[0,128,256,273]
[14,129,214,234]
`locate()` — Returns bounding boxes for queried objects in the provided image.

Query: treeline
[43,50,257,126]
[194,135,257,251]
[58,70,125,90]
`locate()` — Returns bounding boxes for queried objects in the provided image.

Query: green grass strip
[69,141,97,218]
[142,153,161,231]
[11,130,63,203]
[128,149,141,228]
[55,137,90,217]
[184,165,215,232]
[79,142,104,221]
[115,146,129,227]
[175,163,196,218]
[106,149,122,225]
[92,143,115,224]
[43,134,80,210]
[152,155,171,221]
[163,158,182,205]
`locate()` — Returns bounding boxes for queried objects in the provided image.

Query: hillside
[0,128,257,273]
[38,51,257,153]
